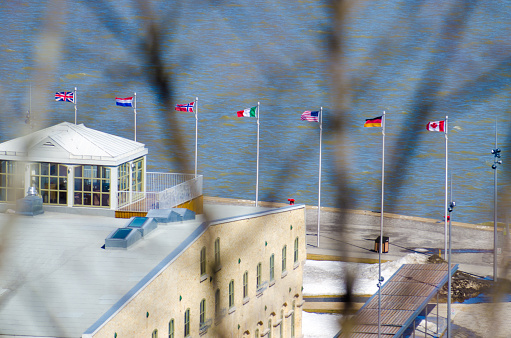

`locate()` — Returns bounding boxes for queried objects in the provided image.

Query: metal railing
[146,172,197,192]
[117,173,202,213]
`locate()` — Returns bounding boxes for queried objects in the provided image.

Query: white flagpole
[255,102,260,207]
[74,87,77,124]
[444,116,448,257]
[317,107,323,247]
[445,115,450,338]
[378,111,386,338]
[134,92,137,142]
[195,97,198,177]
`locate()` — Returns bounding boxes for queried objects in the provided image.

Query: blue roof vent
[126,217,157,236]
[105,227,142,249]
[146,208,195,223]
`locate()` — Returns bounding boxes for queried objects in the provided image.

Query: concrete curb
[204,195,499,232]
[306,253,390,264]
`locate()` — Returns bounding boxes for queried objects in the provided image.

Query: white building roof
[0,122,148,166]
[0,204,302,338]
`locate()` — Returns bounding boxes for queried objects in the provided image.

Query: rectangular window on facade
[291,300,295,338]
[31,162,68,205]
[73,164,110,207]
[117,162,130,207]
[256,262,262,289]
[280,310,284,337]
[131,157,144,192]
[269,254,275,281]
[243,271,248,298]
[282,246,287,272]
[169,319,174,338]
[228,280,234,308]
[294,237,299,264]
[184,308,190,337]
[200,246,206,276]
[215,289,220,317]
[152,329,158,338]
[0,160,24,202]
[200,299,206,328]
[214,238,220,268]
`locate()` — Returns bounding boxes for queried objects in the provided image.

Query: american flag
[175,102,194,112]
[301,111,319,122]
[55,91,74,103]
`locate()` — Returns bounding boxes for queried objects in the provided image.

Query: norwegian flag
[55,91,74,103]
[426,120,445,132]
[175,102,194,112]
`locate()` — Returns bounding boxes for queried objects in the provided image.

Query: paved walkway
[205,197,511,337]
[302,205,506,278]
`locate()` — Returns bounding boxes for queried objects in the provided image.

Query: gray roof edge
[83,221,209,336]
[208,203,305,226]
[0,149,147,166]
[83,204,304,337]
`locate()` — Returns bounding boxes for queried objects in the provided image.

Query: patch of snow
[302,312,342,338]
[303,253,429,296]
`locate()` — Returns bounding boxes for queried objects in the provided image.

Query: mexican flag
[236,106,257,117]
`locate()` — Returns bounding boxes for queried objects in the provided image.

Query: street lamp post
[447,200,455,338]
[491,120,502,282]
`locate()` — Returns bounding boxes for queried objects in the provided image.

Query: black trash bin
[374,236,389,253]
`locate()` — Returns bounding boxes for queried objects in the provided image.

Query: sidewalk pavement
[303,206,505,278]
[204,195,506,278]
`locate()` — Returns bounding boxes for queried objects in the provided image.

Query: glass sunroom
[0,122,148,213]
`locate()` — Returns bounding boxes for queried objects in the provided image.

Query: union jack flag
[55,91,74,103]
[175,102,194,112]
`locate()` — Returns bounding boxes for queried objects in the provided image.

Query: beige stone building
[0,203,305,338]
[85,204,306,338]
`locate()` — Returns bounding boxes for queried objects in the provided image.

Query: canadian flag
[426,120,445,132]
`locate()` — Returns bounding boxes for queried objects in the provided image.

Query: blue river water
[0,1,510,225]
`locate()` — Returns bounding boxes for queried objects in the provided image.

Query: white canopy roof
[0,122,147,166]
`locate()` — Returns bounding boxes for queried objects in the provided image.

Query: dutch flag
[115,97,133,107]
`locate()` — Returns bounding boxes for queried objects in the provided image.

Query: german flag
[364,116,382,127]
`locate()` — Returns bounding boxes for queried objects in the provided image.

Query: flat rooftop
[0,203,276,337]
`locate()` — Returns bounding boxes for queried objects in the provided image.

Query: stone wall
[87,205,306,338]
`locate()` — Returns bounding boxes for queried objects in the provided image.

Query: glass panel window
[214,238,220,267]
[41,163,49,175]
[151,329,158,338]
[200,246,206,276]
[184,308,190,337]
[168,319,174,338]
[117,162,130,207]
[215,289,220,317]
[280,310,284,337]
[0,161,24,202]
[200,299,206,327]
[118,162,129,191]
[291,300,295,338]
[294,237,299,264]
[243,271,248,298]
[30,162,67,205]
[282,246,287,272]
[131,157,144,192]
[74,165,110,207]
[270,254,275,281]
[228,280,234,308]
[256,262,262,289]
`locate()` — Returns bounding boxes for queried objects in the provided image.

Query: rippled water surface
[0,1,510,224]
